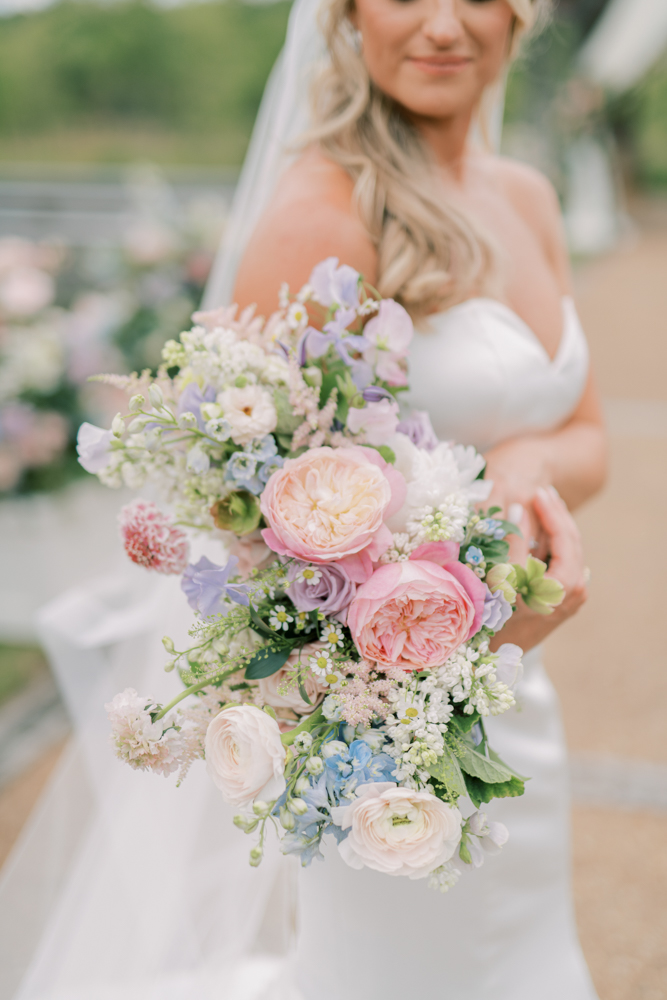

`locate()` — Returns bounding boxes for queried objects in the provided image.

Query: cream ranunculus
[205,705,286,807]
[331,782,462,878]
[219,384,277,446]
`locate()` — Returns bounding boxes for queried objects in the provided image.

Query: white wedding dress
[292,295,598,1000]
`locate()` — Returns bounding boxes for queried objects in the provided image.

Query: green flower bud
[111,413,125,438]
[303,366,323,389]
[210,490,262,536]
[279,807,296,831]
[177,411,198,429]
[273,388,303,435]
[288,797,309,816]
[485,563,518,604]
[512,556,565,615]
[128,394,145,413]
[162,636,175,653]
[249,846,263,867]
[235,375,248,388]
[252,800,271,818]
[305,756,324,776]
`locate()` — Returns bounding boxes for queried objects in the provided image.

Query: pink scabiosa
[119,499,189,574]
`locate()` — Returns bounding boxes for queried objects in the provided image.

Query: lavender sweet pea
[76,422,114,473]
[288,562,357,623]
[177,383,216,430]
[181,555,251,616]
[396,410,439,451]
[482,586,513,632]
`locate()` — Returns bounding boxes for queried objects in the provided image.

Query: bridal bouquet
[78,257,564,891]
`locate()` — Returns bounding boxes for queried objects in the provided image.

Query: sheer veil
[0,2,506,996]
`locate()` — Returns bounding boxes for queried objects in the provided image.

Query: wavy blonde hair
[308,0,551,319]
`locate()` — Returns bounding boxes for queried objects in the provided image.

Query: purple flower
[181,555,251,616]
[287,562,357,623]
[396,410,439,451]
[482,586,513,632]
[362,386,393,403]
[177,383,216,430]
[309,257,360,309]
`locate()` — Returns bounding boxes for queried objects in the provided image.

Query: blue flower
[245,435,278,463]
[259,455,284,483]
[324,740,397,800]
[476,518,506,540]
[181,555,251,615]
[225,451,263,495]
[465,546,485,567]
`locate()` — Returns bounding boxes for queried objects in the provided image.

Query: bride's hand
[483,436,552,561]
[489,485,589,655]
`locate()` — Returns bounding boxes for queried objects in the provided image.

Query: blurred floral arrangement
[0,168,226,496]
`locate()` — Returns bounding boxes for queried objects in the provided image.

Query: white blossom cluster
[382,672,455,786]
[165,324,289,393]
[437,640,516,718]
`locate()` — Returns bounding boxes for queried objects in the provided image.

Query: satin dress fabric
[292,297,598,1000]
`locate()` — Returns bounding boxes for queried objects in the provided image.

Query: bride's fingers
[533,486,587,596]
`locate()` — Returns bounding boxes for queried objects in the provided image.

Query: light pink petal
[337,549,374,584]
[443,561,486,637]
[261,528,289,556]
[410,541,460,566]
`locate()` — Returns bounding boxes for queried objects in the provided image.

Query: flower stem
[281,706,325,747]
[153,665,243,721]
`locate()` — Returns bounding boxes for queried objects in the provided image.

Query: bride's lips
[407,55,472,76]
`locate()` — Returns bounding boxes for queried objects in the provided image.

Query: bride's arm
[233,149,377,314]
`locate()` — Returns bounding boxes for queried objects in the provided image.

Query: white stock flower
[219,384,277,446]
[494,643,524,688]
[331,782,462,878]
[105,688,180,776]
[465,811,509,868]
[205,705,286,808]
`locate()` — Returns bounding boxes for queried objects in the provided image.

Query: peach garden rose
[260,446,406,581]
[347,558,477,671]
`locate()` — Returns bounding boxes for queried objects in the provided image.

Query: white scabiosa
[331,782,462,879]
[219,384,277,446]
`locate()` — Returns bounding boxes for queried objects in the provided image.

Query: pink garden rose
[409,541,487,637]
[347,557,477,671]
[260,446,406,582]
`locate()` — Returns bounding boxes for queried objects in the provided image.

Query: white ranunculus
[219,384,277,446]
[76,422,114,473]
[205,705,286,807]
[331,782,462,879]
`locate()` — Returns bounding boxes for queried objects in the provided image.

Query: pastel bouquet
[79,258,564,891]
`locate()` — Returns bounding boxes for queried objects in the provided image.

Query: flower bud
[129,394,145,413]
[287,797,309,816]
[252,800,271,818]
[177,411,198,429]
[293,732,313,753]
[210,491,262,536]
[111,413,125,438]
[279,807,296,831]
[249,846,263,867]
[162,636,175,653]
[302,366,322,389]
[149,384,164,408]
[294,776,311,795]
[305,756,324,776]
[235,375,248,388]
[200,402,222,422]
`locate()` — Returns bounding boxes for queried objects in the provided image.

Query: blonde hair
[308,0,551,319]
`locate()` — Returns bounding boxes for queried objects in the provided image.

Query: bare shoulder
[233,147,377,314]
[492,156,570,289]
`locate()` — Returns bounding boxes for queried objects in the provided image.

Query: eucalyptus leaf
[244,647,292,680]
[426,746,467,798]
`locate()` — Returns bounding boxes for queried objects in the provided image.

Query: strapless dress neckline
[404,295,589,453]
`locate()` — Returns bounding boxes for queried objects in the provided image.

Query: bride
[231,0,606,996]
[1,1,606,997]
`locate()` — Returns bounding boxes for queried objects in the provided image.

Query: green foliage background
[0,0,664,182]
[0,0,291,165]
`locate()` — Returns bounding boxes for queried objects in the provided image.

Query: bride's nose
[421,0,466,47]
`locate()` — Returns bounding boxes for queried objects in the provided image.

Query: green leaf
[244,647,292,680]
[248,606,276,638]
[458,837,473,865]
[474,538,510,564]
[426,746,467,798]
[457,745,515,784]
[464,774,525,808]
[488,748,529,783]
[448,710,480,736]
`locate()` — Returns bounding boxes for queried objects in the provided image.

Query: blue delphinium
[323,739,397,801]
[476,518,507,540]
[225,451,262,495]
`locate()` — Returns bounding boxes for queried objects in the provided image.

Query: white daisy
[269,605,294,631]
[295,565,323,587]
[321,622,345,651]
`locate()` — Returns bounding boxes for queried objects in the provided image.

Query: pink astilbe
[192,302,286,351]
[119,499,189,574]
[333,659,403,727]
[288,355,343,450]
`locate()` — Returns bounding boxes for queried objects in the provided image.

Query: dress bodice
[404,297,589,453]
